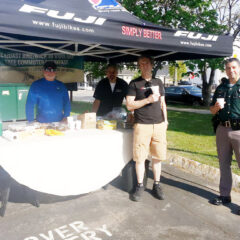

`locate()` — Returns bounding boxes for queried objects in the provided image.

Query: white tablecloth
[0,129,133,196]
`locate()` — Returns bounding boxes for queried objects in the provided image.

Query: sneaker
[210,196,231,206]
[130,184,144,202]
[237,208,240,215]
[152,183,164,200]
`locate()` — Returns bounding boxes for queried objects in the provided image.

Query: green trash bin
[0,84,18,121]
[0,84,30,121]
[0,121,2,136]
[16,85,30,120]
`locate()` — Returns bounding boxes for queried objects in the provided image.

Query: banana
[45,129,64,136]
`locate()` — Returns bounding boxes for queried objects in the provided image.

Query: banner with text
[0,50,84,84]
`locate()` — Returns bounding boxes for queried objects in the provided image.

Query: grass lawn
[71,101,240,176]
[71,101,92,114]
[167,110,240,175]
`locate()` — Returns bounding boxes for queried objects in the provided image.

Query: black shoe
[237,208,240,215]
[130,184,144,202]
[210,196,231,206]
[152,183,164,200]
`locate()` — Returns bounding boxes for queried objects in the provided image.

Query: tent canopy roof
[0,0,233,62]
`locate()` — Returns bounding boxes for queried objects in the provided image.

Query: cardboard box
[77,113,96,129]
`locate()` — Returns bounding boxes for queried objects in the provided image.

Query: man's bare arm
[92,99,100,113]
[126,95,156,111]
[161,96,168,124]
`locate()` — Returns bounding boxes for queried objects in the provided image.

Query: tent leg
[0,166,12,217]
[0,185,11,217]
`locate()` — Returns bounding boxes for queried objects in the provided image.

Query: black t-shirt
[127,77,165,124]
[93,77,129,116]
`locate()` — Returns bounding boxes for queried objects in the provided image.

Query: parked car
[178,80,192,85]
[165,85,204,106]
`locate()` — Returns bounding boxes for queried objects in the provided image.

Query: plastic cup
[75,120,82,130]
[151,86,160,102]
[151,86,160,95]
[67,116,74,123]
[217,98,224,109]
[68,121,75,130]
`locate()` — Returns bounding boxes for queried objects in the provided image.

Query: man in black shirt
[126,55,168,202]
[92,64,128,116]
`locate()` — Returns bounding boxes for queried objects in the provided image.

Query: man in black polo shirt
[126,55,168,202]
[210,58,240,213]
[92,64,128,116]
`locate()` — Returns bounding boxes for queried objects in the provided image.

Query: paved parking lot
[72,90,95,103]
[1,163,240,240]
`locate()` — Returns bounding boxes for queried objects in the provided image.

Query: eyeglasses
[145,81,152,88]
[44,68,56,72]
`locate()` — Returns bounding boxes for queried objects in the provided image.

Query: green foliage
[184,58,225,81]
[132,70,141,80]
[169,61,187,81]
[84,62,108,79]
[120,0,225,34]
[84,62,137,80]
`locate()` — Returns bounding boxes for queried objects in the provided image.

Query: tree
[120,0,223,32]
[186,59,225,105]
[84,61,136,83]
[120,0,226,105]
[212,0,240,38]
[185,0,240,105]
[169,61,187,84]
[84,62,108,79]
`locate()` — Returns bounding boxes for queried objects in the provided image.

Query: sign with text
[0,50,84,84]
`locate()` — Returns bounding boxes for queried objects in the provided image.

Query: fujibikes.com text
[24,221,112,240]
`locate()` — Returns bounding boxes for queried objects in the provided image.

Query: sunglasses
[44,68,56,72]
[145,81,152,88]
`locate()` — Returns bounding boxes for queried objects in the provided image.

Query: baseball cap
[43,61,57,72]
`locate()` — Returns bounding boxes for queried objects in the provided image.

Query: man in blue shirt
[26,61,71,123]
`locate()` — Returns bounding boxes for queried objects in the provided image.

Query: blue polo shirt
[26,78,71,123]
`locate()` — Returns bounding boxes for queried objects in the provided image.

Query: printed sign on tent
[0,50,84,84]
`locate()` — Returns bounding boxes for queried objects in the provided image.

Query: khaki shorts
[133,122,167,163]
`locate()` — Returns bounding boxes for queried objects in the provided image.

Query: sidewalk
[167,153,240,193]
[167,106,211,114]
